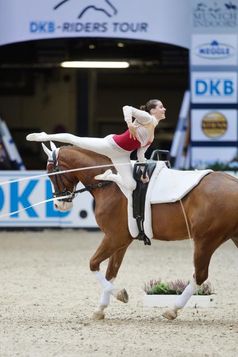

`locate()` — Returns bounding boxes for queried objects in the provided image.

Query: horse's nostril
[55,204,58,209]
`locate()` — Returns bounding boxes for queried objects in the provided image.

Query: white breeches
[41,133,137,191]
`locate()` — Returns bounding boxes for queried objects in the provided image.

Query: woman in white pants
[27,99,166,191]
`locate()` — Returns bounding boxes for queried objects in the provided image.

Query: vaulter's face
[152,101,166,121]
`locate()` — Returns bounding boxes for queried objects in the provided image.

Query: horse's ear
[50,141,57,151]
[41,143,52,160]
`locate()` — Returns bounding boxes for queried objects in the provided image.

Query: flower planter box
[143,293,214,308]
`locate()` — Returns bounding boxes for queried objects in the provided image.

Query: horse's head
[42,142,78,212]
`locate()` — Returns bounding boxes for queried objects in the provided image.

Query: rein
[48,151,111,202]
[75,181,112,193]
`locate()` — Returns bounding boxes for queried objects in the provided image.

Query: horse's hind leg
[93,244,130,320]
[162,277,198,320]
[163,238,218,320]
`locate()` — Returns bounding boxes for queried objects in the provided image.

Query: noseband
[48,150,112,202]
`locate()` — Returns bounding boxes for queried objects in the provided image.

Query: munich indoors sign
[0,0,190,48]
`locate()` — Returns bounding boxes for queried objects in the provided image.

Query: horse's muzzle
[54,200,73,211]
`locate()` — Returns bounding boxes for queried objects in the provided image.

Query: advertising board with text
[191,109,238,142]
[191,72,238,103]
[0,171,97,228]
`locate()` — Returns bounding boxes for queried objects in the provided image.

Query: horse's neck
[67,147,111,185]
[65,148,126,218]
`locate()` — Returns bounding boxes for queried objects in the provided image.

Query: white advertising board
[0,171,97,228]
[191,109,238,142]
[191,34,238,65]
[192,0,238,32]
[191,72,238,103]
[0,0,190,48]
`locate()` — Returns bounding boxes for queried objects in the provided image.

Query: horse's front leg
[93,244,131,320]
[90,235,131,320]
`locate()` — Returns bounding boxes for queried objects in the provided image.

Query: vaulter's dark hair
[140,99,159,113]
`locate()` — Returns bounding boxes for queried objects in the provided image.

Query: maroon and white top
[112,106,158,152]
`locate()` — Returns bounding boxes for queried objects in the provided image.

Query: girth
[132,161,156,245]
[132,150,171,246]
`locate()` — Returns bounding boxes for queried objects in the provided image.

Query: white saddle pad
[141,162,212,239]
[150,164,212,204]
[116,161,212,241]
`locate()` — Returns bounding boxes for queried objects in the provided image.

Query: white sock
[174,279,198,309]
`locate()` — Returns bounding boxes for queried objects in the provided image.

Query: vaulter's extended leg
[27,132,113,156]
[27,132,136,191]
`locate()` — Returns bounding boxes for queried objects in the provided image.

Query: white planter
[143,294,214,308]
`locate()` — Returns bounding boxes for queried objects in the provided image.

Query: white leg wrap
[94,271,114,293]
[97,276,115,309]
[174,278,198,309]
[99,290,111,306]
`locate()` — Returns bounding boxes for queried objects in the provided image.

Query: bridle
[48,150,111,202]
[47,150,76,202]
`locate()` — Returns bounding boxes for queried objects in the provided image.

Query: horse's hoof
[162,309,177,320]
[116,288,129,303]
[92,310,105,320]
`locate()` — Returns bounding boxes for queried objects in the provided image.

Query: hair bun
[140,105,146,111]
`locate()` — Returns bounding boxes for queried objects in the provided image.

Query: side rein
[48,150,111,202]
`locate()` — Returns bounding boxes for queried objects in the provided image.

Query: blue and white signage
[191,72,238,103]
[192,1,238,29]
[0,0,191,48]
[191,34,238,65]
[190,1,238,170]
[191,109,238,141]
[0,171,97,228]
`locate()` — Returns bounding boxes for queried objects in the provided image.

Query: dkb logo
[191,72,237,104]
[53,0,118,19]
[195,78,234,96]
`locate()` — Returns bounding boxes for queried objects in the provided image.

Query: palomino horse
[42,143,238,320]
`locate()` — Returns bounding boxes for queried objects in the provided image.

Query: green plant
[144,279,214,295]
[205,161,238,171]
